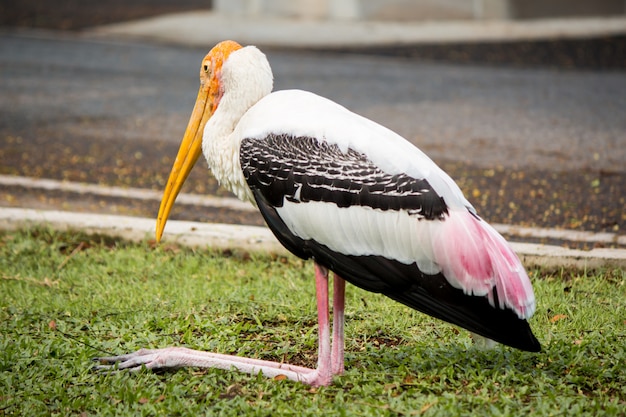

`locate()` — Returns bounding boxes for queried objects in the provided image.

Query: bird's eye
[203,63,210,73]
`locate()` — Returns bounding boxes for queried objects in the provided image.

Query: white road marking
[1,207,624,270]
[0,174,623,246]
[0,174,256,212]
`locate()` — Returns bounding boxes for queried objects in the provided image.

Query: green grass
[1,227,624,416]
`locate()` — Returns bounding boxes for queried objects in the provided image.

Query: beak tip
[155,221,163,243]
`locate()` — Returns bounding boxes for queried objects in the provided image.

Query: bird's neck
[202,86,268,203]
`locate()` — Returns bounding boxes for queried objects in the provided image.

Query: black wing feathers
[241,134,540,352]
[253,190,540,352]
[241,134,448,219]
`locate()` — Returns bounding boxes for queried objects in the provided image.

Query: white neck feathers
[201,46,274,202]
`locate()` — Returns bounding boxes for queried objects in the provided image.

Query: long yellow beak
[156,84,214,241]
[155,40,243,242]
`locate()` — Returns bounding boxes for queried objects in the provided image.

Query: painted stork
[96,40,540,386]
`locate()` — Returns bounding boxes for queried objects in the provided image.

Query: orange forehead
[202,40,243,73]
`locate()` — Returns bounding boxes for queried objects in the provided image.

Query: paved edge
[1,207,624,271]
[0,207,285,254]
[2,175,623,246]
[0,174,256,212]
[86,12,626,48]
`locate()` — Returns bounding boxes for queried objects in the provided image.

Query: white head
[219,44,273,116]
[155,40,273,240]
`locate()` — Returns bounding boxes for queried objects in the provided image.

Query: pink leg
[310,263,333,385]
[332,275,346,375]
[94,262,343,387]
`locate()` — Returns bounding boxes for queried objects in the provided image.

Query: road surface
[0,31,624,239]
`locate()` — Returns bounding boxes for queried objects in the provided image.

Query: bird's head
[155,40,243,241]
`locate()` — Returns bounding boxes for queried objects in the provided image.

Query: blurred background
[0,0,625,247]
[2,0,626,28]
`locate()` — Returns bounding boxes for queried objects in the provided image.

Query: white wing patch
[276,199,536,319]
[276,200,441,276]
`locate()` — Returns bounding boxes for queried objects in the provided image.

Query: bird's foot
[93,347,333,386]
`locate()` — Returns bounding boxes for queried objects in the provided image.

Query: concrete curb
[0,207,284,254]
[1,207,624,271]
[0,175,255,213]
[89,12,626,49]
[2,175,623,246]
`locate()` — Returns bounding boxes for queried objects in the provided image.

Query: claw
[92,349,158,373]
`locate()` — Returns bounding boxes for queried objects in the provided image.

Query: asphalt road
[0,26,625,242]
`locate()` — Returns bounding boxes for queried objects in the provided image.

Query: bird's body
[97,40,540,386]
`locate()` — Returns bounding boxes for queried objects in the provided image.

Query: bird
[95,40,540,387]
